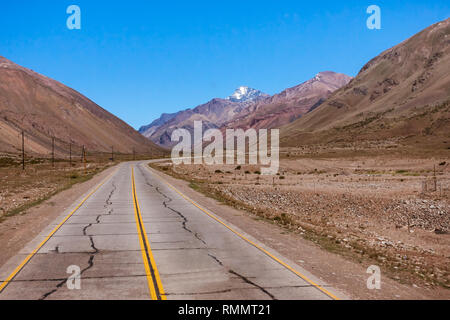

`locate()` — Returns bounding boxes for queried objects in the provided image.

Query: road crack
[207,253,276,300]
[39,180,116,300]
[138,166,276,300]
[138,166,206,245]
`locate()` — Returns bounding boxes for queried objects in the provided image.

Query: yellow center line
[131,167,166,300]
[0,166,120,294]
[145,164,340,301]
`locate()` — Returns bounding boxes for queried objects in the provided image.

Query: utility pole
[82,146,86,174]
[133,147,136,161]
[51,137,55,167]
[21,130,25,170]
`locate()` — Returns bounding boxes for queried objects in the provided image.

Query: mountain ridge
[0,56,166,156]
[139,86,269,147]
[140,73,351,148]
[223,71,352,131]
[280,18,450,149]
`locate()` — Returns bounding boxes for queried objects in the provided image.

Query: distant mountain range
[139,86,270,147]
[139,72,351,147]
[140,18,450,153]
[223,71,352,131]
[0,57,165,156]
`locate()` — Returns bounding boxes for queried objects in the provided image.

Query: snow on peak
[226,86,267,102]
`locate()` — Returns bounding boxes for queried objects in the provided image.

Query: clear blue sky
[1,1,449,129]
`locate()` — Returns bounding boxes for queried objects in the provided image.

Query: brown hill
[281,18,450,151]
[224,71,352,130]
[0,56,165,157]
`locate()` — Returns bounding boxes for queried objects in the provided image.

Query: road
[0,161,345,300]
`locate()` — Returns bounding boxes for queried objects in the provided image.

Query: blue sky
[1,1,449,129]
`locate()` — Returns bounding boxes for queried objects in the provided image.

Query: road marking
[131,167,166,300]
[146,164,340,301]
[0,166,119,294]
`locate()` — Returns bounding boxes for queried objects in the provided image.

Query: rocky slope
[0,56,165,156]
[281,18,450,150]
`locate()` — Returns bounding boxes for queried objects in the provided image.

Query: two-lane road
[0,162,345,300]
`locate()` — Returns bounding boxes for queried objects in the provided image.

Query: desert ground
[150,147,449,294]
[0,155,115,223]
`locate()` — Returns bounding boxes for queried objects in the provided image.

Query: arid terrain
[0,157,113,223]
[150,148,449,292]
[0,56,165,157]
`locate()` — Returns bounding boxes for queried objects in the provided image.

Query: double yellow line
[131,167,166,300]
[0,166,165,301]
[146,165,340,301]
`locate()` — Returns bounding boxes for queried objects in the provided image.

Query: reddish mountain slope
[224,71,352,130]
[0,56,165,156]
[281,18,450,150]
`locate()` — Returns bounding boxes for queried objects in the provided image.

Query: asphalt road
[0,161,345,300]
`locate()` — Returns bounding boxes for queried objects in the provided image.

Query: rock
[434,228,448,235]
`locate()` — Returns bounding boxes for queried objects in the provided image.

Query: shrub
[70,173,79,179]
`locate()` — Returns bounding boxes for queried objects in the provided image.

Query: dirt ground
[0,161,118,267]
[0,157,115,222]
[150,153,449,298]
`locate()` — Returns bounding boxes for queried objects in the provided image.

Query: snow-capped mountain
[139,86,269,147]
[226,86,269,102]
[223,71,352,130]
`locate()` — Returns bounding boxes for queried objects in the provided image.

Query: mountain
[139,87,268,147]
[223,71,352,130]
[0,56,165,156]
[280,18,450,150]
[226,86,269,102]
[139,112,181,139]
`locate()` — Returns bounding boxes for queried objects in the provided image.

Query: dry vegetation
[151,149,449,289]
[0,154,116,223]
